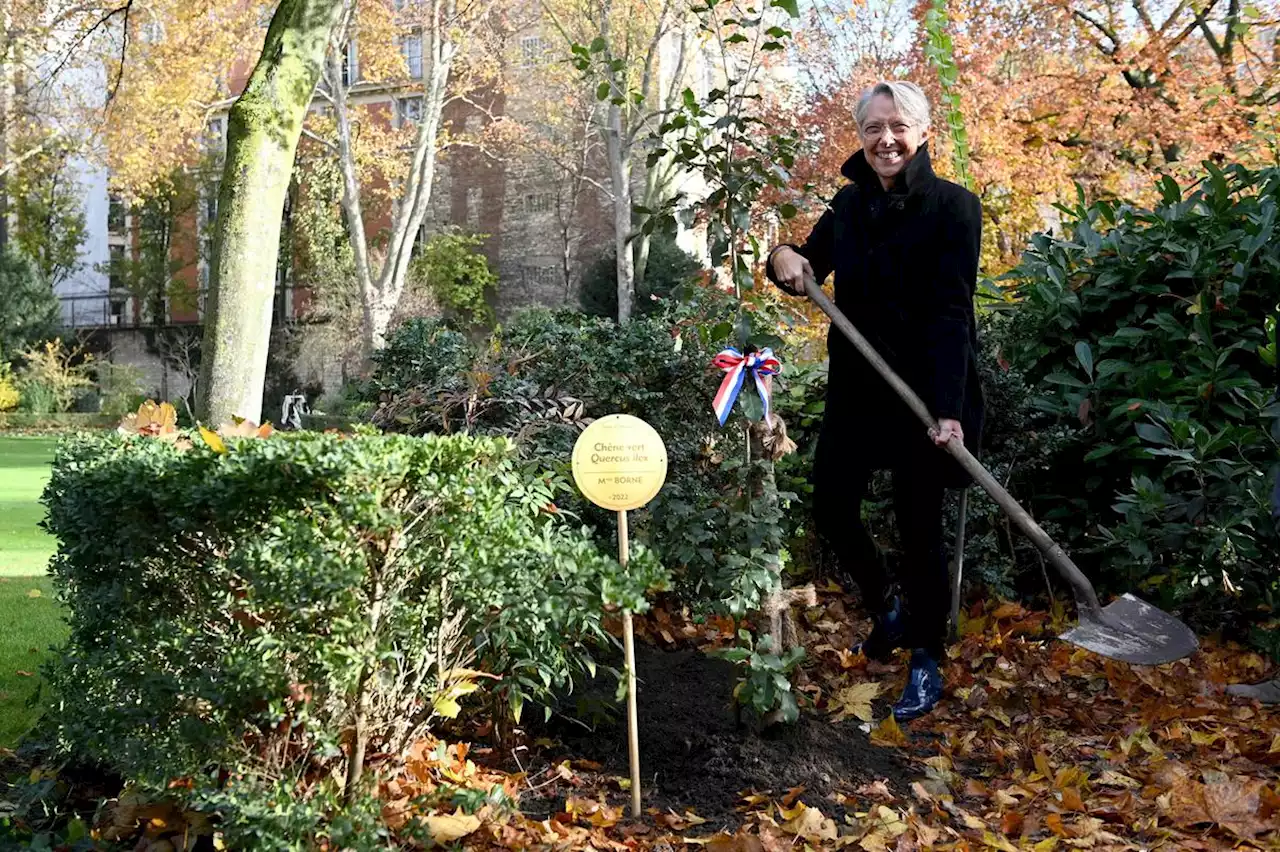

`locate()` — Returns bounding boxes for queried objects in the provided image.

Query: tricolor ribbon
[711,347,781,426]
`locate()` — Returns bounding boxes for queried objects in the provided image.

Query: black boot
[853,594,908,662]
[892,648,943,722]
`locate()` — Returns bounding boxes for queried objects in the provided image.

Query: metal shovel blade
[1059,593,1199,666]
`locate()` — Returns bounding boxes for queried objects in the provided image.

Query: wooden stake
[618,509,642,818]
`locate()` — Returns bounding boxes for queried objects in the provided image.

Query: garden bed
[521,642,916,828]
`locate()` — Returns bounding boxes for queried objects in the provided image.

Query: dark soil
[520,642,919,828]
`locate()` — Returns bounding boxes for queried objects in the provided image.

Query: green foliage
[578,231,705,319]
[922,0,972,191]
[105,169,206,322]
[93,362,150,417]
[992,162,1280,638]
[40,431,666,845]
[366,288,811,616]
[409,230,497,327]
[9,137,87,287]
[642,3,807,298]
[712,628,805,724]
[0,248,59,360]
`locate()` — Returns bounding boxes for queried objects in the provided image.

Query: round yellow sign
[571,414,669,511]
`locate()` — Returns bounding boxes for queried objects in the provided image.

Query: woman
[766,80,984,722]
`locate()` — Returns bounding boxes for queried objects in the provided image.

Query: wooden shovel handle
[802,276,1105,619]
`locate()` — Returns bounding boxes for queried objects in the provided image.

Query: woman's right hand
[771,246,815,293]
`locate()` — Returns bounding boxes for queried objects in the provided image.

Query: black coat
[767,144,985,487]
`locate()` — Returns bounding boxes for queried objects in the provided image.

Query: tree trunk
[606,99,634,325]
[197,0,346,425]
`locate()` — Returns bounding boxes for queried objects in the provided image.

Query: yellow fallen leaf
[829,682,882,723]
[26,589,40,598]
[199,426,227,454]
[870,714,908,747]
[1270,733,1280,754]
[780,802,838,841]
[422,810,480,843]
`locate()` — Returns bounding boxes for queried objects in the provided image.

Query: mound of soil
[522,642,918,827]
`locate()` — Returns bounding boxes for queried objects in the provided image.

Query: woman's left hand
[931,418,963,446]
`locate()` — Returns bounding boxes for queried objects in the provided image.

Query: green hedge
[39,431,665,846]
[0,412,115,431]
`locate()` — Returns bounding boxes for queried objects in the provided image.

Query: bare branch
[40,1,134,103]
[301,126,338,152]
[0,131,63,179]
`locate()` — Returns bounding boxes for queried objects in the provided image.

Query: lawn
[0,436,59,577]
[0,435,67,747]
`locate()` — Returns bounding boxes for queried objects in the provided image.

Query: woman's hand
[931,418,963,446]
[771,246,814,293]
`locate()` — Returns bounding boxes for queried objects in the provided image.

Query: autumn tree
[543,0,697,324]
[309,0,503,353]
[8,135,87,287]
[197,0,348,425]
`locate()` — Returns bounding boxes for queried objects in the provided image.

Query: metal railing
[58,287,300,329]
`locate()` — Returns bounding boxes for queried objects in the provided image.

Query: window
[465,186,482,227]
[398,96,424,125]
[524,192,553,214]
[204,116,226,153]
[107,195,126,233]
[108,244,126,291]
[341,41,359,86]
[205,183,219,229]
[520,35,546,68]
[402,31,423,79]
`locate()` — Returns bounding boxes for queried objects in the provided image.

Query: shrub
[578,231,705,319]
[992,163,1280,639]
[0,363,19,411]
[40,430,665,845]
[16,339,94,414]
[0,247,59,357]
[366,287,812,616]
[94,361,149,417]
[408,229,497,327]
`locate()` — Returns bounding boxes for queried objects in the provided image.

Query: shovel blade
[1059,593,1199,666]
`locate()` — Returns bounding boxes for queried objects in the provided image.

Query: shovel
[803,276,1199,666]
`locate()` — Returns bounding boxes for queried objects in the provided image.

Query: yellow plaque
[571,414,668,511]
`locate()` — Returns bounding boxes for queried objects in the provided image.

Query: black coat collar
[841,142,938,198]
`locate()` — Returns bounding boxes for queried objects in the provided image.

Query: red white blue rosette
[711,347,781,426]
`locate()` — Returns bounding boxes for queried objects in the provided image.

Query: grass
[0,575,65,747]
[0,436,59,577]
[0,435,66,747]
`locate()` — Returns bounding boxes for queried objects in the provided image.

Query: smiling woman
[764,79,985,722]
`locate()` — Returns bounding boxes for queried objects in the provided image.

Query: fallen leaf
[1097,770,1140,789]
[702,831,765,852]
[1001,810,1024,836]
[830,682,881,722]
[870,715,908,747]
[199,426,227,454]
[855,779,895,802]
[15,670,33,677]
[26,589,40,598]
[780,803,838,842]
[1059,786,1086,812]
[422,810,480,843]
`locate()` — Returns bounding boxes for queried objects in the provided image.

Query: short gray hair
[855,81,932,131]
